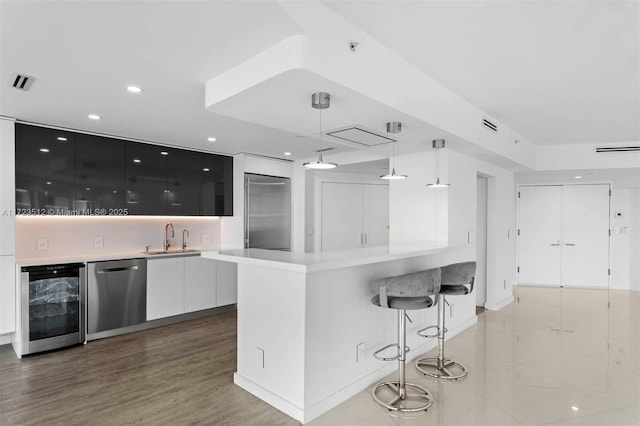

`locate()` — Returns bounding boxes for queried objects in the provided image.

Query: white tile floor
[309,286,640,426]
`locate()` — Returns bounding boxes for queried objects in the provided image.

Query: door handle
[97,266,139,273]
[565,243,576,246]
[550,243,560,246]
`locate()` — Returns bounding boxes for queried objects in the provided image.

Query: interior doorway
[476,175,488,307]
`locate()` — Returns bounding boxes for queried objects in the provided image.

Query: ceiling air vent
[482,117,498,133]
[595,146,640,153]
[11,74,34,91]
[327,126,394,147]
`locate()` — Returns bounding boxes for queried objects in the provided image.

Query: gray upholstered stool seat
[416,261,476,382]
[370,268,440,412]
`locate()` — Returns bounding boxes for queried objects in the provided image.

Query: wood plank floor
[0,311,300,425]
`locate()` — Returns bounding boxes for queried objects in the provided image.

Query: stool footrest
[418,325,447,338]
[373,343,410,361]
[372,381,433,412]
[415,356,467,381]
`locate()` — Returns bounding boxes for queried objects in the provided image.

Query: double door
[518,184,610,288]
[321,182,389,251]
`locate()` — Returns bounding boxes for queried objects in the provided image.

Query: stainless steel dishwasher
[86,258,147,340]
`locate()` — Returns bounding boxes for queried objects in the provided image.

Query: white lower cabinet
[147,257,185,321]
[0,255,16,334]
[147,256,236,322]
[184,256,216,313]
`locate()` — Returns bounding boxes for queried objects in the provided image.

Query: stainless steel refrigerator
[244,173,291,250]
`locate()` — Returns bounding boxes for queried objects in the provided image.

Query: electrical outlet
[468,231,476,244]
[256,347,264,368]
[356,343,365,363]
[201,233,211,243]
[94,236,104,248]
[37,238,48,251]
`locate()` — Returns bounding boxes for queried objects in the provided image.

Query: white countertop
[16,249,204,267]
[201,242,470,272]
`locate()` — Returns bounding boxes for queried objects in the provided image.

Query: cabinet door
[321,183,364,251]
[75,134,125,211]
[147,257,184,320]
[15,124,76,213]
[166,148,201,216]
[362,184,389,247]
[184,257,216,312]
[125,142,168,215]
[216,260,237,306]
[202,153,233,216]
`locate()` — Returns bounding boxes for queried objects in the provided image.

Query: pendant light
[380,121,407,180]
[303,92,337,170]
[427,139,450,188]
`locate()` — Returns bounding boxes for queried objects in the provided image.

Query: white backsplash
[16,216,221,260]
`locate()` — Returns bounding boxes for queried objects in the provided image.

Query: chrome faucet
[164,223,174,251]
[182,229,190,250]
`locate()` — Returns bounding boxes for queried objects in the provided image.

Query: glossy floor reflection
[309,286,640,426]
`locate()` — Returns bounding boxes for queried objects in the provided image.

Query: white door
[562,185,610,288]
[518,186,563,285]
[362,184,389,247]
[476,176,488,306]
[321,183,363,251]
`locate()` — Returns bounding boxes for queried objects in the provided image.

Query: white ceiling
[1,0,638,164]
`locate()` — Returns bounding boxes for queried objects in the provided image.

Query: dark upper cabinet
[166,148,202,216]
[75,134,125,211]
[125,142,168,215]
[202,153,233,216]
[15,124,76,213]
[15,124,233,216]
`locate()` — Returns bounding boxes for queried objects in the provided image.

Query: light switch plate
[356,342,365,363]
[468,231,476,244]
[37,238,48,251]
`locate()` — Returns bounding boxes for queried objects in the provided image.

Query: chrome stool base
[416,356,467,381]
[372,381,433,412]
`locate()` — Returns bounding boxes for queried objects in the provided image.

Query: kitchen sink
[143,249,199,255]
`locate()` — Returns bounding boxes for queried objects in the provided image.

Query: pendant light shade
[380,121,407,180]
[304,92,338,170]
[427,139,450,188]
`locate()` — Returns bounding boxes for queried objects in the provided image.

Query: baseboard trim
[485,295,514,311]
[233,315,478,424]
[0,334,12,345]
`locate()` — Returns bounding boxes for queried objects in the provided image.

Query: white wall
[611,189,632,289]
[389,150,448,245]
[447,150,516,310]
[389,148,516,310]
[630,189,640,291]
[15,216,221,261]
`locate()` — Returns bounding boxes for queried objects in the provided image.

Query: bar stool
[415,261,476,381]
[370,268,441,412]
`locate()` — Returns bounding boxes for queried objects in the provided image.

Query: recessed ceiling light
[202,168,210,172]
[46,181,52,185]
[160,151,168,156]
[88,114,101,120]
[39,148,49,153]
[57,136,67,141]
[284,152,292,156]
[571,406,579,412]
[574,175,582,179]
[207,137,216,142]
[86,187,91,191]
[133,158,141,163]
[126,85,142,93]
[113,190,117,194]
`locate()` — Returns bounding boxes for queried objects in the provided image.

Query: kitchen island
[201,243,476,423]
